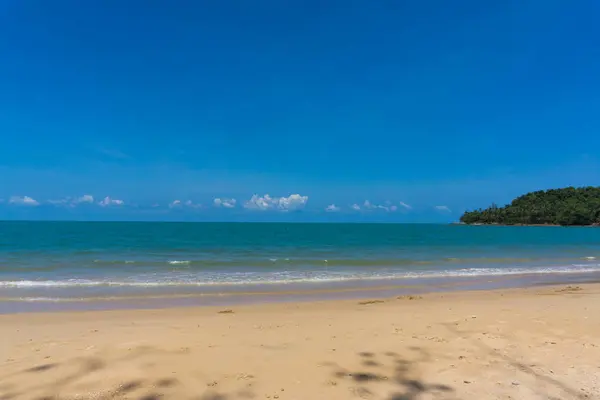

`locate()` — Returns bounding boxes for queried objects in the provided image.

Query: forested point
[460,187,600,226]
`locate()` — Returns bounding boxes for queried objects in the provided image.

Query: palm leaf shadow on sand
[0,346,249,400]
[326,347,457,400]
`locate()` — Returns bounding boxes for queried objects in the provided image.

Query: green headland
[460,186,600,226]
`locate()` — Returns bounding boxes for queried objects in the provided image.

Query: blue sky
[1,0,600,221]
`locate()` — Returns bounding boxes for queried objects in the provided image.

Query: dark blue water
[1,221,600,303]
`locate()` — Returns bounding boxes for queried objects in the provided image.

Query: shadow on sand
[2,325,593,399]
[0,346,251,400]
[324,347,458,400]
[1,345,457,400]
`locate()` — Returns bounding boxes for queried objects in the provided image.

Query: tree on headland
[460,186,600,226]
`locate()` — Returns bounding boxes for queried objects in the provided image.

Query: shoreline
[2,283,599,399]
[1,280,597,316]
[3,270,600,314]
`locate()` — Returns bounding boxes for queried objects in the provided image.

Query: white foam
[0,280,104,288]
[168,260,190,265]
[2,264,600,289]
[18,297,70,302]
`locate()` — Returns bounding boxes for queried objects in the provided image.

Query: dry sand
[1,284,600,400]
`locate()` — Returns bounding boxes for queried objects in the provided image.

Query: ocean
[1,221,600,311]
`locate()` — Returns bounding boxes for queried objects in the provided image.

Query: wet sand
[1,284,600,399]
[4,270,600,314]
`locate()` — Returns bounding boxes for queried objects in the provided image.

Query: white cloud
[244,194,308,211]
[46,195,95,207]
[75,194,94,204]
[278,194,308,211]
[325,204,340,212]
[245,194,272,210]
[360,200,398,212]
[98,196,124,207]
[169,200,202,209]
[435,205,451,212]
[185,200,202,208]
[213,198,237,208]
[399,201,412,210]
[9,196,39,206]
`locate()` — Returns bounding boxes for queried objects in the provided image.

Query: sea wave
[85,258,429,267]
[2,264,600,288]
[13,297,73,302]
[10,256,597,271]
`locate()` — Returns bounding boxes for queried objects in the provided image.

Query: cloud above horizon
[213,198,237,208]
[244,194,308,211]
[169,199,202,209]
[359,200,403,212]
[0,192,437,220]
[98,196,124,207]
[399,201,412,210]
[6,194,118,208]
[9,195,39,206]
[325,204,340,212]
[75,194,94,204]
[47,194,96,207]
[169,200,182,208]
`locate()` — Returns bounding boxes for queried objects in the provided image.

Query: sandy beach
[1,284,599,400]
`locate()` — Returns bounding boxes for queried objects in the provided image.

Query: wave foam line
[2,265,600,288]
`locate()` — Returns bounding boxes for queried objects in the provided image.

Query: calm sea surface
[1,221,600,308]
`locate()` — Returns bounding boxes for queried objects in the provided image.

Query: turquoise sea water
[1,221,600,308]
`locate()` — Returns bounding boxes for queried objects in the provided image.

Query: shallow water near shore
[2,271,600,314]
[2,221,600,313]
